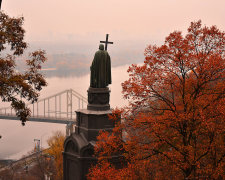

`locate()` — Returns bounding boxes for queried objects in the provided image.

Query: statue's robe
[90,49,111,88]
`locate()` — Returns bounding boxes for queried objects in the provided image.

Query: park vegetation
[0,131,65,180]
[0,11,47,125]
[88,20,225,179]
[46,131,65,180]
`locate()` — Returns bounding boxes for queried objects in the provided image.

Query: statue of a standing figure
[90,44,111,88]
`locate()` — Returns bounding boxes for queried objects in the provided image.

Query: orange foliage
[0,12,47,124]
[88,20,225,179]
[46,131,65,180]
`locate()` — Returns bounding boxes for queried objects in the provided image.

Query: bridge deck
[0,89,87,124]
[0,115,76,124]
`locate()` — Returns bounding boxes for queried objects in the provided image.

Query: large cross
[100,34,113,51]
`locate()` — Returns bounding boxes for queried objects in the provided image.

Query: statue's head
[99,44,104,50]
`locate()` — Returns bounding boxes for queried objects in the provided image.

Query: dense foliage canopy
[0,12,47,125]
[88,20,225,179]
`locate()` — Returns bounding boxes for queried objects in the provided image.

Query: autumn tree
[26,152,55,180]
[88,20,225,179]
[0,11,47,125]
[0,163,22,180]
[29,131,65,180]
[0,132,64,179]
[46,131,65,180]
[0,150,55,180]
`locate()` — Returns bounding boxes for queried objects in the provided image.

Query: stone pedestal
[63,133,97,180]
[75,109,114,141]
[87,87,110,111]
[63,87,121,180]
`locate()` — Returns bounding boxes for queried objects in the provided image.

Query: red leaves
[88,20,225,179]
[95,110,124,157]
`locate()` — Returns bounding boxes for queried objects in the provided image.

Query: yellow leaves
[46,131,65,180]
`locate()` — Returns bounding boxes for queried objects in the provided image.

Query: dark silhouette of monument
[63,35,122,180]
[90,44,111,88]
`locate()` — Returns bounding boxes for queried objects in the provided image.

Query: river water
[0,64,130,160]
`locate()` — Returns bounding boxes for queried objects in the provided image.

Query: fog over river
[0,65,130,160]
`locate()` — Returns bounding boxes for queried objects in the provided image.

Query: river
[0,64,130,160]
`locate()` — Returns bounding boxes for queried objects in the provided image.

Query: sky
[2,0,225,55]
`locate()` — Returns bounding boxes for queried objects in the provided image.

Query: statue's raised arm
[90,44,111,88]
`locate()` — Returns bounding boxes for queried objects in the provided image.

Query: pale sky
[2,0,225,51]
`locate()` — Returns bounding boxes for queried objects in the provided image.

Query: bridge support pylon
[66,123,75,137]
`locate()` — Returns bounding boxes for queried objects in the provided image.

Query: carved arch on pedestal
[80,143,94,157]
[64,138,79,154]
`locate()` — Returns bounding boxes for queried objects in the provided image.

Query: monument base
[63,86,123,180]
[87,87,110,111]
[63,132,124,180]
[63,109,122,180]
[75,109,114,141]
[63,133,96,180]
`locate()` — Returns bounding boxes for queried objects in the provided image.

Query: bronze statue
[90,44,111,88]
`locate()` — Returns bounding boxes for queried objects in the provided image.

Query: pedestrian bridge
[0,89,88,124]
